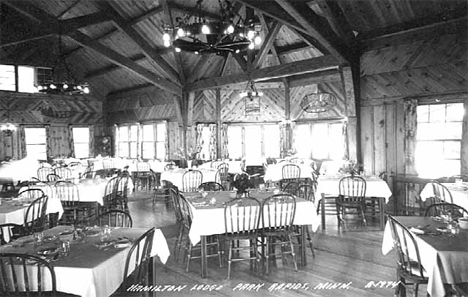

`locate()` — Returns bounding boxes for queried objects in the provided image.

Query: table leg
[200,236,207,278]
[379,197,385,230]
[321,193,326,230]
[300,225,307,266]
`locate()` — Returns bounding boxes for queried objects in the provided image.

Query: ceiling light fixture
[300,92,337,113]
[36,31,89,95]
[241,81,263,115]
[162,0,262,55]
[1,108,17,136]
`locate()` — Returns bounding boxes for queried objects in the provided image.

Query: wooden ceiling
[0,0,466,99]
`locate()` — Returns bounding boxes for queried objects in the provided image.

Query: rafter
[252,21,282,69]
[186,55,339,91]
[258,13,282,66]
[98,1,181,84]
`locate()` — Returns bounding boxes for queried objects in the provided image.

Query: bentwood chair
[424,203,468,221]
[224,197,262,279]
[54,167,73,180]
[261,193,297,274]
[37,167,54,182]
[54,181,81,225]
[95,209,133,228]
[134,162,152,191]
[429,181,453,204]
[336,175,367,229]
[280,164,301,189]
[181,170,203,192]
[0,223,25,245]
[0,253,78,296]
[24,195,49,235]
[216,162,230,189]
[47,173,62,182]
[281,181,301,195]
[387,215,428,297]
[17,188,45,200]
[101,176,130,213]
[122,227,155,288]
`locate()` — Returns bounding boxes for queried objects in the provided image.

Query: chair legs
[185,235,222,274]
[336,205,367,230]
[264,234,298,275]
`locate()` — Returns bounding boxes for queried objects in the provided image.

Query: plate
[36,247,59,256]
[114,239,132,249]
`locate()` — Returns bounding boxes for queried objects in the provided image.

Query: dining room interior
[0,0,467,296]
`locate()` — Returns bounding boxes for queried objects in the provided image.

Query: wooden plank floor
[112,190,420,297]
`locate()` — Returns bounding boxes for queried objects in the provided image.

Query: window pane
[429,105,446,122]
[443,141,460,159]
[227,126,242,160]
[156,123,166,141]
[119,126,128,141]
[295,124,311,159]
[156,142,165,160]
[129,142,137,159]
[142,142,155,159]
[18,66,36,93]
[446,104,464,121]
[25,128,47,160]
[119,143,129,158]
[73,127,89,159]
[74,144,89,159]
[129,125,138,141]
[0,65,16,91]
[311,123,328,159]
[199,127,211,160]
[417,105,429,123]
[244,125,262,161]
[264,125,280,158]
[73,127,89,142]
[142,125,154,141]
[329,123,344,160]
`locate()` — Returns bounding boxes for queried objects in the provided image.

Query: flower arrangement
[339,160,363,176]
[231,173,253,195]
[174,146,201,160]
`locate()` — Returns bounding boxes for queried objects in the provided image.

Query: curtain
[208,124,217,160]
[280,123,287,158]
[195,124,204,159]
[89,125,95,157]
[19,125,27,159]
[404,99,418,175]
[45,125,52,160]
[68,125,75,158]
[221,124,229,159]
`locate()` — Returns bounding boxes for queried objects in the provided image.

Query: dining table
[315,175,393,230]
[182,189,320,278]
[160,168,218,190]
[420,182,468,211]
[0,225,170,297]
[382,216,468,297]
[0,196,64,226]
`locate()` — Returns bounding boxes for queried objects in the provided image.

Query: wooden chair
[17,188,45,200]
[134,162,151,191]
[429,181,453,204]
[37,167,54,182]
[0,253,73,296]
[198,181,224,191]
[101,176,130,212]
[280,164,301,188]
[24,195,49,235]
[122,228,156,289]
[216,162,229,189]
[261,193,297,274]
[223,197,262,279]
[54,181,81,225]
[336,175,367,229]
[424,203,468,220]
[387,215,428,297]
[47,173,62,182]
[281,181,301,195]
[181,170,203,192]
[54,167,72,180]
[95,209,133,228]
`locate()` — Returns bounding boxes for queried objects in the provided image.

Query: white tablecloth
[263,163,313,182]
[184,191,320,245]
[382,216,468,297]
[316,175,393,202]
[160,168,218,190]
[420,182,468,211]
[0,226,170,297]
[0,198,64,225]
[198,160,243,174]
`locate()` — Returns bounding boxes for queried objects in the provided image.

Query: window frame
[24,127,47,161]
[72,127,90,159]
[226,123,280,160]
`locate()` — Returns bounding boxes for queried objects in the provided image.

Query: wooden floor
[112,189,412,297]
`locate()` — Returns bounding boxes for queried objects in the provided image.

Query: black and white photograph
[0,0,467,296]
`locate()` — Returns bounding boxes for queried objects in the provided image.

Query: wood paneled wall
[0,91,105,160]
[360,32,468,211]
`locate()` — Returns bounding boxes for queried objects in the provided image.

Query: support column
[340,66,358,162]
[215,89,222,159]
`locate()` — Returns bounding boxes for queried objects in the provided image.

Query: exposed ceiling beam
[274,0,349,63]
[314,0,355,44]
[258,13,282,66]
[186,55,339,91]
[252,21,282,69]
[358,3,468,41]
[57,0,81,19]
[84,53,146,79]
[276,42,312,55]
[0,12,112,48]
[67,30,181,95]
[98,1,181,84]
[288,69,341,88]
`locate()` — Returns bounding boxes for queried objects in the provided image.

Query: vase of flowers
[231,173,252,196]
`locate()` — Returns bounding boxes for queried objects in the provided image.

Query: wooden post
[215,89,222,159]
[284,79,292,153]
[462,99,468,176]
[340,66,358,162]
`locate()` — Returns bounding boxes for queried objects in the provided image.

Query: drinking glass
[33,232,44,245]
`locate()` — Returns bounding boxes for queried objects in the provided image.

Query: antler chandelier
[241,81,263,115]
[300,92,337,113]
[162,0,262,55]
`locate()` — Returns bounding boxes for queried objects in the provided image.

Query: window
[198,126,212,160]
[294,122,344,160]
[0,64,52,93]
[117,122,166,160]
[0,65,16,91]
[226,124,280,160]
[141,123,166,160]
[72,127,89,158]
[416,103,463,178]
[24,128,47,160]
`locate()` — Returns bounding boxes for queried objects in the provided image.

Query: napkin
[409,227,425,235]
